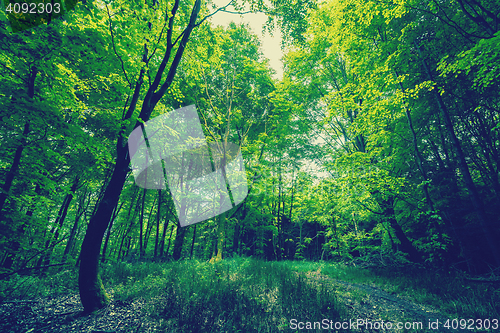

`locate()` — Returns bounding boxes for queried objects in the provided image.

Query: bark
[172,225,186,260]
[190,225,197,259]
[381,196,422,263]
[416,42,500,267]
[101,200,123,263]
[159,219,169,257]
[139,188,146,258]
[117,187,140,260]
[39,177,79,268]
[213,213,226,261]
[154,190,162,258]
[143,194,157,254]
[78,0,202,312]
[0,66,37,212]
[166,224,174,256]
[63,187,89,262]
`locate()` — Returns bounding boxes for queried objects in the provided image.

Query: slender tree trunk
[381,196,422,262]
[63,187,89,262]
[166,224,174,256]
[0,66,37,212]
[39,176,79,269]
[0,122,30,213]
[101,200,123,263]
[172,225,186,260]
[416,42,500,267]
[0,67,38,269]
[154,190,162,258]
[190,225,197,259]
[143,195,158,254]
[159,219,169,257]
[139,188,146,258]
[78,0,201,312]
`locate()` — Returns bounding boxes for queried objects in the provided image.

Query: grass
[0,257,348,332]
[1,257,498,332]
[316,262,500,320]
[109,258,347,332]
[0,268,78,301]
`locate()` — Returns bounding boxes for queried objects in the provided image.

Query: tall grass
[146,258,346,332]
[2,257,498,330]
[0,268,77,301]
[319,262,500,320]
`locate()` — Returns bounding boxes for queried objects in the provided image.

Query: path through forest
[303,269,466,332]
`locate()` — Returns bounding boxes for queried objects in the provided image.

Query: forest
[1,0,500,331]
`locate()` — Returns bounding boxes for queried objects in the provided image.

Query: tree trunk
[190,225,197,259]
[172,225,186,260]
[416,42,500,267]
[39,176,79,268]
[78,0,201,312]
[139,188,146,258]
[159,219,169,257]
[166,224,174,256]
[101,200,123,263]
[63,187,89,262]
[143,195,158,255]
[0,66,37,212]
[154,190,162,258]
[381,196,422,262]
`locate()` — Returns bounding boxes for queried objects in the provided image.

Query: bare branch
[106,3,131,89]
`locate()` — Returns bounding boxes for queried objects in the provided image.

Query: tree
[77,0,203,312]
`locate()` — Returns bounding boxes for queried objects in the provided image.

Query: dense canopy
[1,0,499,316]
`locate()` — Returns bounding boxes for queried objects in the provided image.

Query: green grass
[0,257,347,332]
[0,268,78,301]
[3,257,497,332]
[317,262,500,320]
[112,258,347,332]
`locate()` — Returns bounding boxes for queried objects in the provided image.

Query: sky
[208,0,284,80]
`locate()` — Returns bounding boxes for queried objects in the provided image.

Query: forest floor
[0,260,496,332]
[303,268,467,332]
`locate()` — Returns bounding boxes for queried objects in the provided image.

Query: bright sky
[208,0,284,80]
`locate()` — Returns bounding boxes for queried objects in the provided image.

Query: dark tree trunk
[39,176,79,268]
[63,187,89,262]
[166,224,174,256]
[139,188,146,258]
[143,195,157,255]
[190,225,197,259]
[159,219,169,257]
[101,200,123,263]
[416,42,500,267]
[172,225,186,260]
[78,141,130,312]
[78,0,201,312]
[154,190,162,258]
[0,67,37,213]
[381,197,422,263]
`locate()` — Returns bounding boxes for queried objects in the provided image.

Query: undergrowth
[113,258,347,332]
[1,257,498,332]
[0,257,348,332]
[318,262,500,320]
